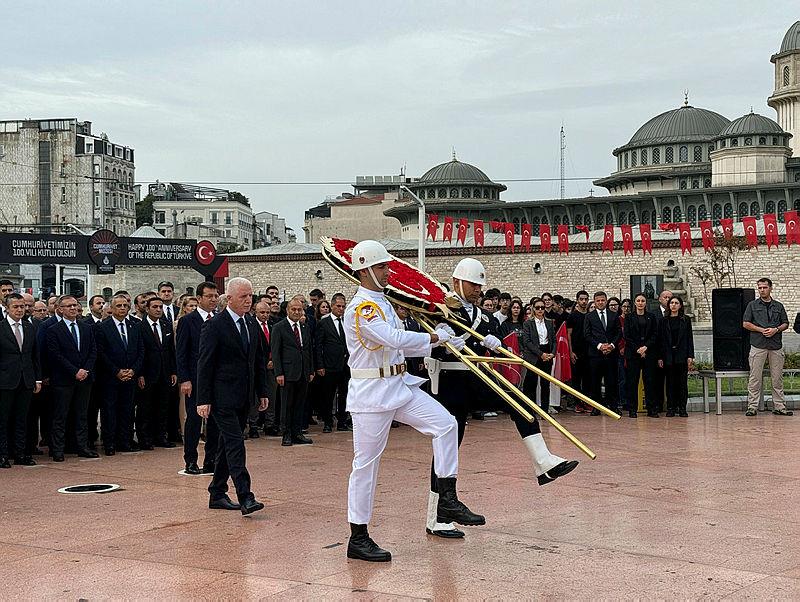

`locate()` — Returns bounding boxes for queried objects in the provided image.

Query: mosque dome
[420,157,493,185]
[718,112,786,138]
[779,21,800,54]
[616,105,730,153]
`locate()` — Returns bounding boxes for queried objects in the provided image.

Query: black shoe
[185,462,201,475]
[14,456,37,466]
[745,408,757,416]
[155,440,176,448]
[628,411,638,418]
[77,449,99,458]
[337,424,353,432]
[0,457,10,468]
[292,435,313,445]
[240,495,265,516]
[679,411,689,417]
[209,494,241,511]
[200,463,215,474]
[347,524,391,562]
[537,460,579,486]
[52,453,65,462]
[139,443,154,451]
[264,427,281,437]
[322,425,332,433]
[773,408,793,416]
[471,412,485,421]
[105,448,116,456]
[390,420,400,428]
[281,435,293,447]
[247,427,261,439]
[590,409,601,416]
[426,525,465,539]
[647,411,660,418]
[436,477,485,526]
[665,410,675,417]
[129,442,141,452]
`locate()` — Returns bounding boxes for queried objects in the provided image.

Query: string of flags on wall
[424,212,800,255]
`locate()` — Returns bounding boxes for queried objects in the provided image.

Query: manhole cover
[57,484,121,494]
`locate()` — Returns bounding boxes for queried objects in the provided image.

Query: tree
[136,194,156,227]
[689,229,752,318]
[228,191,250,206]
[217,241,246,254]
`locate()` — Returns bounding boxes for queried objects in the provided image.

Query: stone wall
[91,265,202,297]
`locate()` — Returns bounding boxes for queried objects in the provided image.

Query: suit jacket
[271,317,313,382]
[81,314,104,326]
[521,318,556,364]
[140,318,177,385]
[46,319,97,386]
[175,309,208,385]
[314,315,349,372]
[0,319,41,389]
[36,315,60,379]
[95,318,144,382]
[197,310,267,409]
[659,316,695,365]
[623,311,659,360]
[583,309,622,358]
[432,304,497,361]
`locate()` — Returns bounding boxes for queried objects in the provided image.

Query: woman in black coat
[623,294,658,418]
[658,296,695,417]
[498,299,525,339]
[521,299,556,413]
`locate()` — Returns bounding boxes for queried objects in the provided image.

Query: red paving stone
[1,412,798,599]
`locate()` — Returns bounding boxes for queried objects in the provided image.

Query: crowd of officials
[0,274,795,470]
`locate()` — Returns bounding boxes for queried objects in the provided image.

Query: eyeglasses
[534,305,545,310]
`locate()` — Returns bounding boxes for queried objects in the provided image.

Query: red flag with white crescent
[640,223,653,255]
[659,222,678,233]
[539,223,552,253]
[456,218,468,245]
[678,222,692,255]
[699,219,715,251]
[490,220,503,232]
[521,223,532,251]
[443,216,454,243]
[720,217,734,239]
[552,322,572,382]
[504,222,515,253]
[785,211,800,246]
[763,213,779,249]
[473,219,484,247]
[575,224,590,240]
[557,224,569,254]
[742,216,758,247]
[426,214,439,240]
[602,224,614,253]
[620,224,633,255]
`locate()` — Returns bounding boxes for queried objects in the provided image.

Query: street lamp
[399,185,425,271]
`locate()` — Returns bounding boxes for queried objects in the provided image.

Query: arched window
[766,200,775,214]
[606,212,613,225]
[778,199,787,221]
[703,177,711,188]
[744,137,752,146]
[665,147,674,163]
[731,138,738,147]
[427,189,435,199]
[759,136,767,145]
[553,215,561,226]
[624,153,629,169]
[738,202,748,218]
[652,147,660,164]
[541,215,549,225]
[720,139,727,148]
[462,188,470,199]
[712,204,722,222]
[449,188,458,198]
[693,145,702,162]
[673,207,682,221]
[698,205,708,221]
[575,214,583,225]
[724,203,733,219]
[642,209,650,225]
[784,65,790,87]
[585,213,591,227]
[438,188,446,198]
[662,207,672,223]
[512,217,520,234]
[750,201,760,218]
[691,179,699,189]
[679,179,687,190]
[628,211,637,225]
[619,212,626,225]
[794,199,800,210]
[679,146,688,162]
[473,188,481,199]
[596,213,605,226]
[651,211,657,227]
[531,215,541,227]
[687,205,697,226]
[483,189,489,199]
[631,150,637,167]
[641,149,648,165]
[708,144,715,155]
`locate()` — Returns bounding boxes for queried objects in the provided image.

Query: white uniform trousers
[347,386,458,525]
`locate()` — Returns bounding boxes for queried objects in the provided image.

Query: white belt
[439,361,470,371]
[350,363,407,379]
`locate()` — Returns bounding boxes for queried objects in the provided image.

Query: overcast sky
[2,2,797,235]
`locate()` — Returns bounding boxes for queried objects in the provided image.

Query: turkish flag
[456,218,468,245]
[539,223,552,253]
[659,222,678,233]
[785,210,800,246]
[678,222,692,254]
[473,219,484,247]
[720,217,734,239]
[443,216,454,243]
[621,224,634,255]
[504,222,515,253]
[602,224,614,253]
[557,224,569,254]
[490,220,503,232]
[742,216,758,247]
[699,220,715,251]
[426,214,438,240]
[763,213,779,249]
[521,223,532,251]
[640,223,653,255]
[575,224,590,240]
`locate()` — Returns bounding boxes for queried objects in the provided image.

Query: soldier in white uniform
[344,240,485,562]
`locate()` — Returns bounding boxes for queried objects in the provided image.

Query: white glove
[449,335,466,351]
[434,328,452,347]
[434,323,455,337]
[481,334,502,351]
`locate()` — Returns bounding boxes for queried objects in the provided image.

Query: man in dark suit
[652,289,672,412]
[0,293,41,467]
[94,294,144,455]
[250,300,278,437]
[271,296,314,446]
[177,281,220,474]
[583,291,623,415]
[82,294,105,447]
[138,296,177,448]
[45,295,99,461]
[314,293,351,433]
[82,295,105,325]
[197,277,268,515]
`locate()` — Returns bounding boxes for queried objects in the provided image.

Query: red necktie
[293,322,301,347]
[153,322,161,344]
[262,321,270,343]
[206,311,212,321]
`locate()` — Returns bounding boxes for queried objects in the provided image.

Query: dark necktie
[70,322,80,351]
[336,317,344,340]
[238,317,249,350]
[600,311,607,329]
[293,322,301,347]
[119,322,128,349]
[152,322,161,345]
[164,305,173,324]
[206,311,212,321]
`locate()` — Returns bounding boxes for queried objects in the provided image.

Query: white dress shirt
[534,317,549,345]
[146,316,162,341]
[286,317,303,346]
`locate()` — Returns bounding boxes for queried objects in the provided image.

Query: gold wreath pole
[418,315,598,460]
[440,316,620,420]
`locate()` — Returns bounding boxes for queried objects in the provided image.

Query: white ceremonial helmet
[351,240,392,270]
[452,257,486,285]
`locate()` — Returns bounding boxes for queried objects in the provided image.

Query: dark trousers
[26,388,49,453]
[208,404,251,501]
[590,354,619,410]
[664,363,689,413]
[100,379,135,450]
[138,380,170,445]
[261,370,280,430]
[523,353,553,413]
[183,390,219,466]
[51,381,92,454]
[653,365,666,412]
[87,381,102,445]
[279,378,308,437]
[625,355,656,413]
[319,369,349,427]
[0,385,33,458]
[167,384,181,441]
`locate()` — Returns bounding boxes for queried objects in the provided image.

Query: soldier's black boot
[347,523,392,562]
[436,477,485,526]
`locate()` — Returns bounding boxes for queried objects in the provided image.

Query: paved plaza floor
[1,411,798,599]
